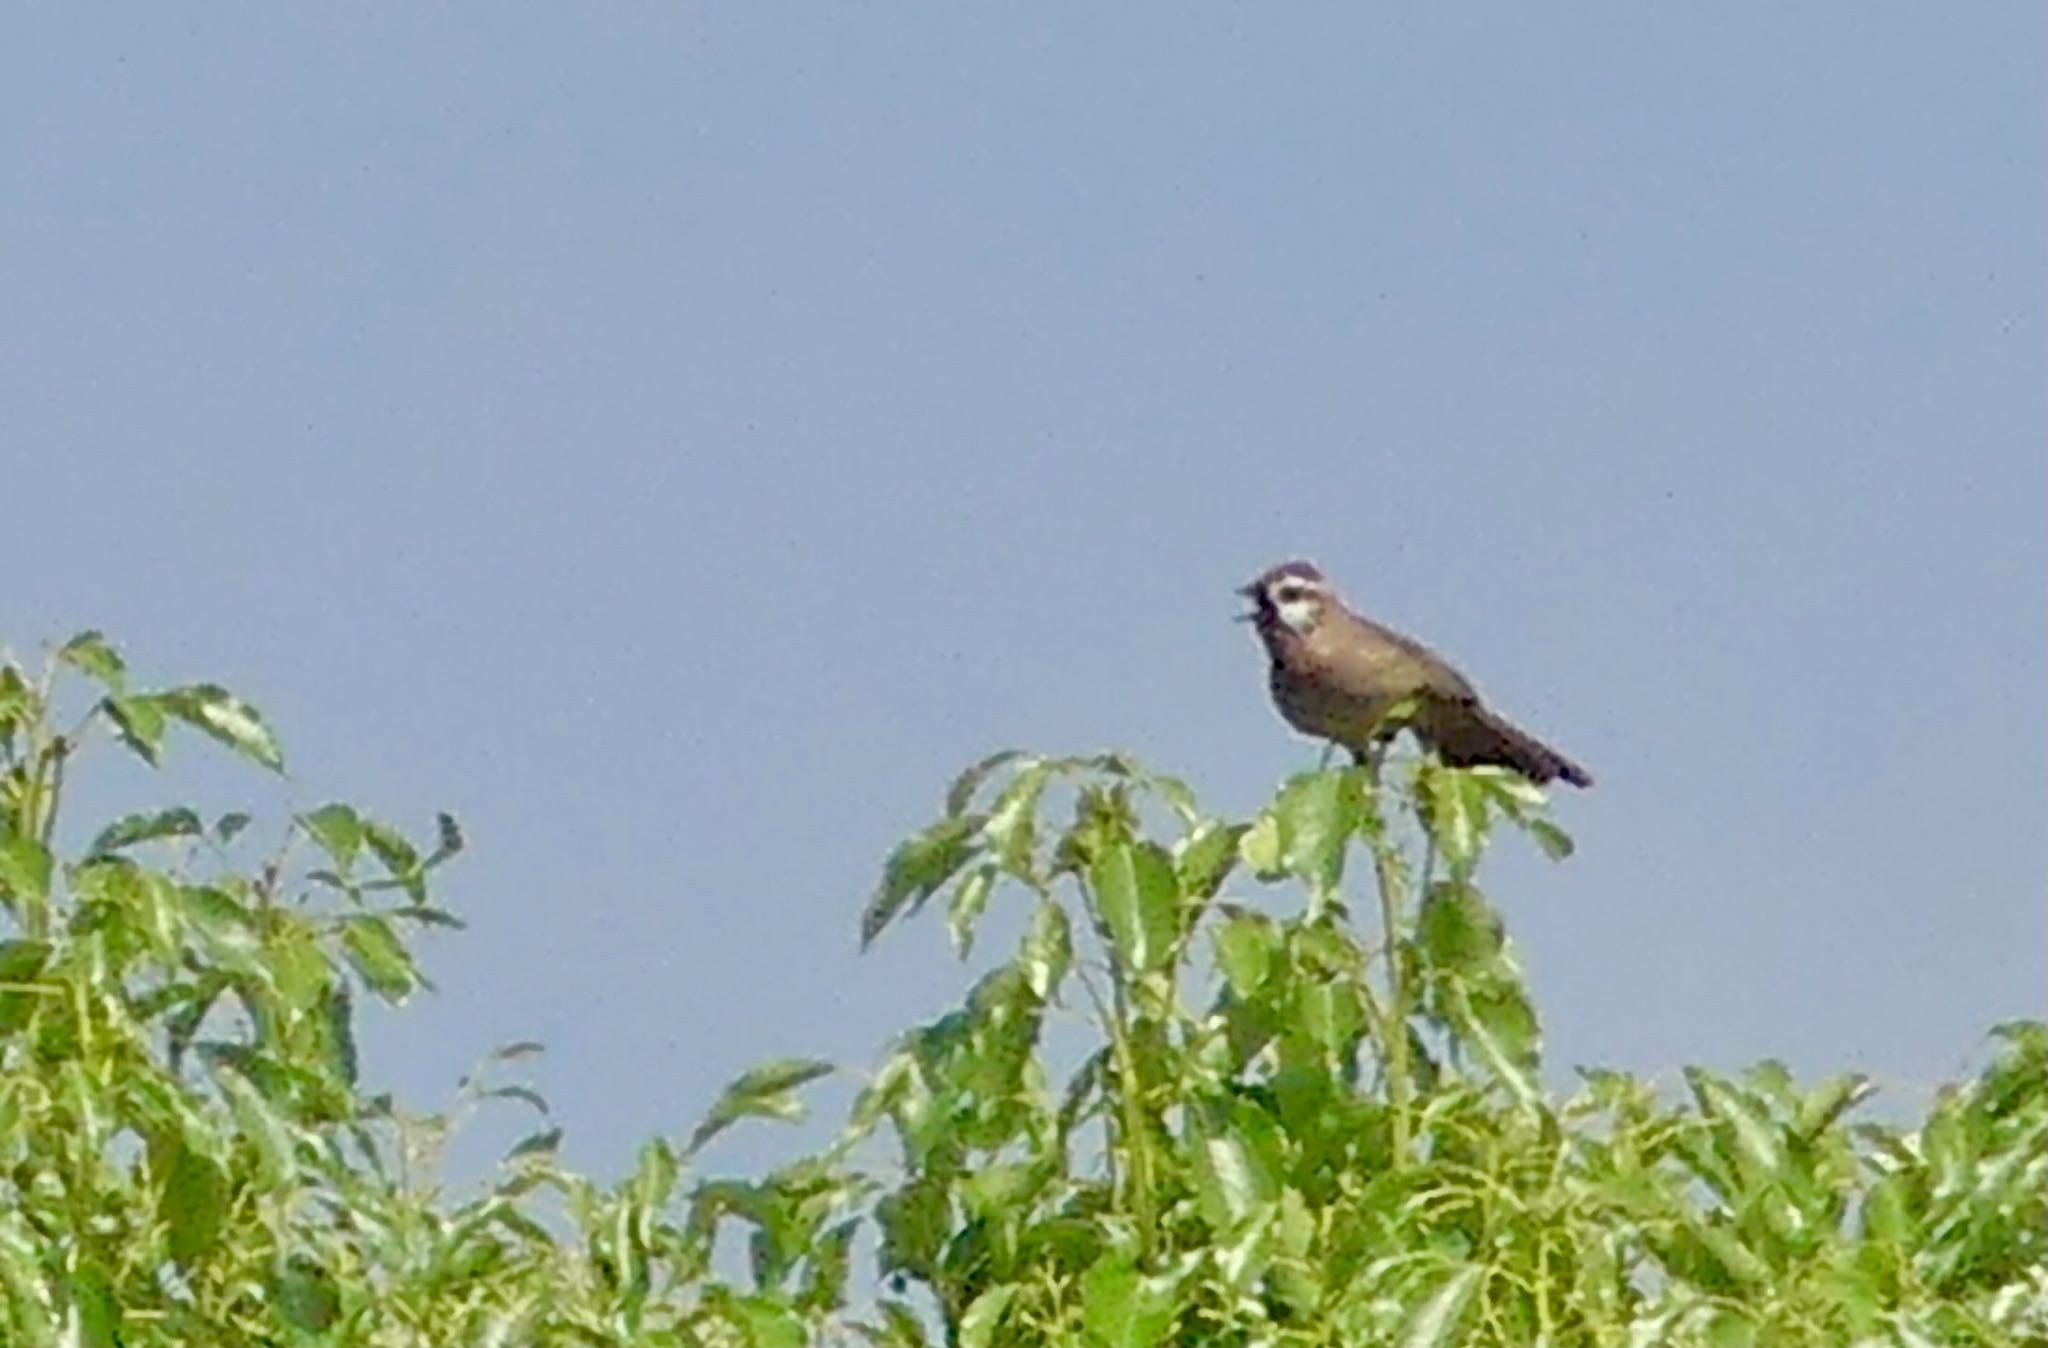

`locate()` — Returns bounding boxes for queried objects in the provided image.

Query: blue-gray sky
[5,7,2042,1177]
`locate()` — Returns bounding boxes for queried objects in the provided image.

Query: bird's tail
[1434,704,1593,789]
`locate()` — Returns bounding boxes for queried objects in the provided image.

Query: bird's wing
[1315,611,1479,706]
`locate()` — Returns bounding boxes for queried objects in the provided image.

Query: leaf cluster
[0,634,2039,1347]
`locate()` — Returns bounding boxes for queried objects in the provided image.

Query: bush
[0,633,2040,1345]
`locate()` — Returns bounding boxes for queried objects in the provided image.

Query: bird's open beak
[1233,582,1260,622]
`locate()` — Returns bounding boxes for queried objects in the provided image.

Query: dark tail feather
[1433,703,1594,789]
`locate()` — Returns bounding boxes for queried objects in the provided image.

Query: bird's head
[1237,560,1332,638]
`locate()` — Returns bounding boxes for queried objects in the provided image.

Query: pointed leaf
[57,632,127,691]
[103,693,167,765]
[299,804,364,873]
[340,915,420,1003]
[688,1056,834,1155]
[1080,1255,1178,1347]
[1021,898,1073,999]
[90,807,203,856]
[1398,1263,1481,1348]
[861,814,984,949]
[0,832,53,904]
[946,864,999,959]
[1213,912,1279,997]
[1089,841,1180,975]
[162,684,284,771]
[959,1284,1018,1348]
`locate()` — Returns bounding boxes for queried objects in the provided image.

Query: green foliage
[0,632,2040,1346]
[846,752,2047,1347]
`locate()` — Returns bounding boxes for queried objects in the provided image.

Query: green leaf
[1190,1096,1283,1230]
[1526,817,1575,861]
[103,693,167,765]
[1462,978,1541,1082]
[946,864,998,959]
[734,1296,808,1347]
[861,814,984,949]
[57,631,127,691]
[1274,769,1359,894]
[688,1056,834,1155]
[0,832,53,905]
[946,749,1026,815]
[958,1285,1018,1348]
[1237,812,1283,878]
[360,817,425,901]
[273,1256,340,1335]
[1419,765,1489,874]
[1213,911,1279,997]
[1089,841,1180,975]
[1021,898,1073,999]
[1397,1262,1481,1348]
[159,1136,229,1270]
[506,1127,563,1161]
[0,939,53,1035]
[981,759,1054,875]
[89,806,203,856]
[1416,883,1505,976]
[66,1257,120,1348]
[1080,1255,1178,1347]
[1686,1069,1786,1190]
[299,803,364,873]
[161,683,285,771]
[340,915,421,1003]
[877,1179,952,1280]
[1174,818,1244,900]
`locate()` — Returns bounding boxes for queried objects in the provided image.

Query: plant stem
[1359,751,1413,1166]
[1078,961,1157,1252]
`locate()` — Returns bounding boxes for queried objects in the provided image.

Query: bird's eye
[1275,584,1308,603]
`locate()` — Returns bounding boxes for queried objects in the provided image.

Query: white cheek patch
[1275,597,1320,633]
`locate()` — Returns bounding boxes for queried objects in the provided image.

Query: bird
[1237,559,1592,788]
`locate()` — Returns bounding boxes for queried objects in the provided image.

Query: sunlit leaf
[1397,1262,1481,1347]
[1080,1255,1178,1347]
[958,1283,1018,1348]
[1213,911,1279,997]
[103,692,167,765]
[862,814,984,949]
[1416,883,1505,975]
[1273,769,1360,894]
[946,864,998,959]
[57,631,127,691]
[1174,818,1244,900]
[161,683,285,771]
[945,749,1025,815]
[89,806,203,856]
[0,832,53,905]
[1021,898,1072,1000]
[688,1056,834,1155]
[296,804,363,877]
[1089,840,1179,975]
[340,915,420,1003]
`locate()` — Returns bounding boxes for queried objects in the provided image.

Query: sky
[3,6,2042,1181]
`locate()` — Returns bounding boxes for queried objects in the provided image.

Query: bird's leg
[1317,742,1337,771]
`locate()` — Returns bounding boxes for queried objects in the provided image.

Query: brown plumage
[1238,560,1592,789]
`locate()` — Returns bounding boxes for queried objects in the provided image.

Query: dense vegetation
[0,633,2040,1345]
